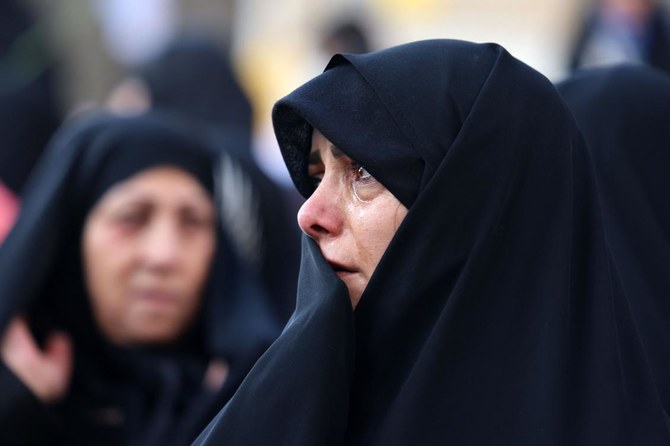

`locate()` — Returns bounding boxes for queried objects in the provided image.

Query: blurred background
[9,0,670,184]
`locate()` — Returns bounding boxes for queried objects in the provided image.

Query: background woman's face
[82,166,216,346]
[298,130,408,308]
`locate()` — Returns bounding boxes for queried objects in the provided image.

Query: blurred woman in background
[0,113,278,445]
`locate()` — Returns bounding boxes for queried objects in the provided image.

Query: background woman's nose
[141,218,181,270]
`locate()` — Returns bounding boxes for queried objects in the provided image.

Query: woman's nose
[141,218,181,271]
[297,182,342,240]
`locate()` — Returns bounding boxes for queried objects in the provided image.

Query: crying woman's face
[297,129,408,309]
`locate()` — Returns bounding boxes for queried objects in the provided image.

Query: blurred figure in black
[0,0,60,242]
[557,65,670,417]
[0,113,278,445]
[320,18,372,56]
[569,0,670,73]
[134,38,254,162]
[107,36,301,323]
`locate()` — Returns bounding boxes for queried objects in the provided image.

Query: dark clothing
[0,361,63,445]
[195,237,354,445]
[195,40,670,444]
[0,113,278,445]
[0,0,60,195]
[557,64,670,417]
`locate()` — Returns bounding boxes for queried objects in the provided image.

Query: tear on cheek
[352,181,386,203]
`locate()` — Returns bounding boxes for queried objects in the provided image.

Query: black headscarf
[0,113,278,445]
[557,64,670,418]
[194,40,669,444]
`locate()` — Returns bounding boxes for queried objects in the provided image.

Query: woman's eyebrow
[308,143,344,166]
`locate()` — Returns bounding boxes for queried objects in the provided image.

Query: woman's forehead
[96,166,212,206]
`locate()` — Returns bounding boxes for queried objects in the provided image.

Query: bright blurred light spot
[93,0,178,66]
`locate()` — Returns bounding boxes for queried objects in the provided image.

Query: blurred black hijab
[0,113,278,445]
[558,65,670,417]
[194,40,670,445]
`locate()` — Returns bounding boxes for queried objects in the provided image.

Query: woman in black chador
[0,113,278,445]
[194,40,670,444]
[558,64,670,421]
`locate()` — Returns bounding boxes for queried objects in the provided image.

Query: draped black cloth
[195,40,670,444]
[558,64,670,418]
[0,113,278,445]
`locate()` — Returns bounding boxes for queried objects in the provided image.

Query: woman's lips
[335,270,355,280]
[132,289,180,308]
[326,260,356,278]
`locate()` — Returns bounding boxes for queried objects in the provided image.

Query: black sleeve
[0,361,64,445]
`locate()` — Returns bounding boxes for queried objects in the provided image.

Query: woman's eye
[117,212,146,227]
[183,215,209,229]
[351,161,383,202]
[355,165,373,182]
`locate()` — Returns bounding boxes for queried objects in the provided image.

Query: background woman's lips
[133,289,180,306]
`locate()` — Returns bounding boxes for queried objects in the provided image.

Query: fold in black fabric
[195,40,670,444]
[0,113,278,445]
[557,65,670,417]
[195,237,354,445]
